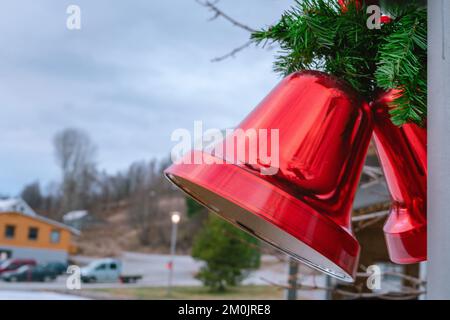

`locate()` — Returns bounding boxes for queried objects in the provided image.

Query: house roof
[0,198,80,236]
[0,198,37,217]
[63,210,89,222]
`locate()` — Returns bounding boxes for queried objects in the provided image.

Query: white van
[80,258,121,283]
[80,258,142,283]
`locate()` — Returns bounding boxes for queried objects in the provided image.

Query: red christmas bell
[165,71,373,282]
[338,0,362,12]
[372,91,427,264]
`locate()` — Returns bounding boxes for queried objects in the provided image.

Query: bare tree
[53,128,97,214]
[20,181,43,210]
[196,0,258,62]
[128,160,162,246]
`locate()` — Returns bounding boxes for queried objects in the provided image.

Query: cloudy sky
[0,0,291,195]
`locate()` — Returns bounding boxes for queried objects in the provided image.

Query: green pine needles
[252,0,427,126]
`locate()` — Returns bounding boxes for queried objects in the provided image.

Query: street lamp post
[167,211,180,297]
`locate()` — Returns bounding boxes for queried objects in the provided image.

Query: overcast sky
[0,0,290,196]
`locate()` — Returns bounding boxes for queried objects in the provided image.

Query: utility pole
[285,258,299,300]
[427,0,450,299]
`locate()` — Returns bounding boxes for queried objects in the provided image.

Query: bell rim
[384,222,427,264]
[165,150,360,282]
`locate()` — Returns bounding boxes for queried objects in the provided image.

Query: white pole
[427,0,450,300]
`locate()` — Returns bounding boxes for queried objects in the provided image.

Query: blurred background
[0,0,423,300]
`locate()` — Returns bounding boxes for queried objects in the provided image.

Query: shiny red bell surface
[165,71,373,282]
[372,91,427,264]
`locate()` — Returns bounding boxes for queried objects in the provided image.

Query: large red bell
[165,71,373,282]
[372,91,427,264]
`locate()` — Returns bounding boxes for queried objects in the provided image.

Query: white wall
[0,245,68,264]
[428,0,450,300]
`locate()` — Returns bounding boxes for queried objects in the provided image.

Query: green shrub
[192,214,261,292]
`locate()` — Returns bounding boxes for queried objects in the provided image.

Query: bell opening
[166,172,354,283]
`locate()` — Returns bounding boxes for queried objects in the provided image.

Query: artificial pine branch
[252,0,427,126]
[374,6,427,125]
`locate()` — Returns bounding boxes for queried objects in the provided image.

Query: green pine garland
[252,0,427,126]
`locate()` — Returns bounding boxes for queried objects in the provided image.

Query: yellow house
[0,198,79,263]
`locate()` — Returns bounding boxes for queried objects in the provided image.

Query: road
[0,252,327,299]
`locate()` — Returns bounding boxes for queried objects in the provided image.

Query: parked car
[0,258,37,275]
[43,261,68,275]
[80,258,142,283]
[1,265,57,282]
